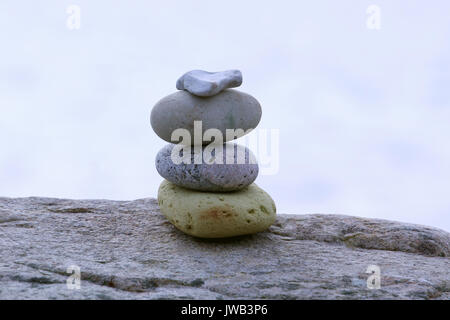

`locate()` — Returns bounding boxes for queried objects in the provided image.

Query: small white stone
[176,69,243,97]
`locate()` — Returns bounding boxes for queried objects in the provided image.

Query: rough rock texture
[0,197,449,300]
[156,143,258,192]
[176,70,242,97]
[158,181,276,238]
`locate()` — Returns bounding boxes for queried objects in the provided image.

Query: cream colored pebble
[157,180,276,238]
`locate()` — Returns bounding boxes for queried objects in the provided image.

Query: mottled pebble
[156,143,258,192]
[158,180,276,238]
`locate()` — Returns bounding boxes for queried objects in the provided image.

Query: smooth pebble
[150,89,261,145]
[176,69,242,97]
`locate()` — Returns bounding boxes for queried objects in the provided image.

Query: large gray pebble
[150,89,261,145]
[176,70,242,97]
[156,143,259,192]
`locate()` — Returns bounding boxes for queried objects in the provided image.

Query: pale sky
[1,0,449,231]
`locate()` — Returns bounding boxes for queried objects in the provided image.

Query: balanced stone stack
[150,70,276,238]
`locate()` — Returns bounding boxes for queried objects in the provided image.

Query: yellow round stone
[157,180,276,238]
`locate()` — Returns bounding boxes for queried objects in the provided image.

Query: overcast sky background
[1,1,449,231]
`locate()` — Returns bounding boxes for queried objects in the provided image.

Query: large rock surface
[0,197,449,300]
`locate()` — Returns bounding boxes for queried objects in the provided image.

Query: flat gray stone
[1,196,449,299]
[176,70,242,97]
[150,89,261,145]
[156,143,258,192]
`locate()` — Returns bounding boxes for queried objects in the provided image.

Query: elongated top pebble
[176,69,242,97]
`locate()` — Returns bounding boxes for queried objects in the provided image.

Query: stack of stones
[150,70,276,238]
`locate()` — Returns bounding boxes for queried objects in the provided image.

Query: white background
[1,0,449,231]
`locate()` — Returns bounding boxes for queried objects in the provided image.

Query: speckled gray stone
[176,70,242,97]
[156,143,258,192]
[150,89,261,145]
